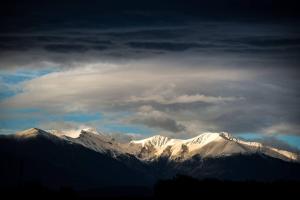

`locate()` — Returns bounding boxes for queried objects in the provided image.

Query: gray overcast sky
[0,1,300,149]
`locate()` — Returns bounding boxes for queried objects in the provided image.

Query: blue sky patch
[0,68,56,84]
[0,68,58,100]
[277,135,300,150]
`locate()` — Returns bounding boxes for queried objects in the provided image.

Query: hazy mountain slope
[0,128,154,189]
[172,154,300,181]
[63,129,126,157]
[146,154,300,181]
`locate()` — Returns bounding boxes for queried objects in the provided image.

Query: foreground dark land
[1,175,299,199]
[1,132,300,199]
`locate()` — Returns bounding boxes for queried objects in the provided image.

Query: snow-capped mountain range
[15,128,299,162]
[130,133,299,162]
[2,127,300,188]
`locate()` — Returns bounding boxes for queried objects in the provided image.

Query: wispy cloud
[128,94,242,104]
[127,105,186,133]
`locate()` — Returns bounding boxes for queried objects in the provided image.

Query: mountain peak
[131,135,170,147]
[49,127,102,139]
[80,127,104,136]
[15,128,49,138]
[185,132,225,145]
[151,135,169,140]
[219,132,233,139]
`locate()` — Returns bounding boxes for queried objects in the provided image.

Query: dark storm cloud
[127,41,216,51]
[241,37,300,47]
[219,36,300,56]
[1,0,300,58]
[1,0,300,30]
[44,44,108,53]
[106,29,185,40]
[1,22,299,65]
[44,44,89,53]
[0,34,112,52]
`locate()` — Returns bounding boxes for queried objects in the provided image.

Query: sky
[0,0,300,149]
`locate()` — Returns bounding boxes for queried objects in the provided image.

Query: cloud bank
[0,2,300,140]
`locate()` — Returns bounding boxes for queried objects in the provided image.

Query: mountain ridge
[1,127,300,190]
[130,132,299,162]
[12,128,300,162]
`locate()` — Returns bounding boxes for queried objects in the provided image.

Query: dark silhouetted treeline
[154,175,300,199]
[1,175,299,199]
